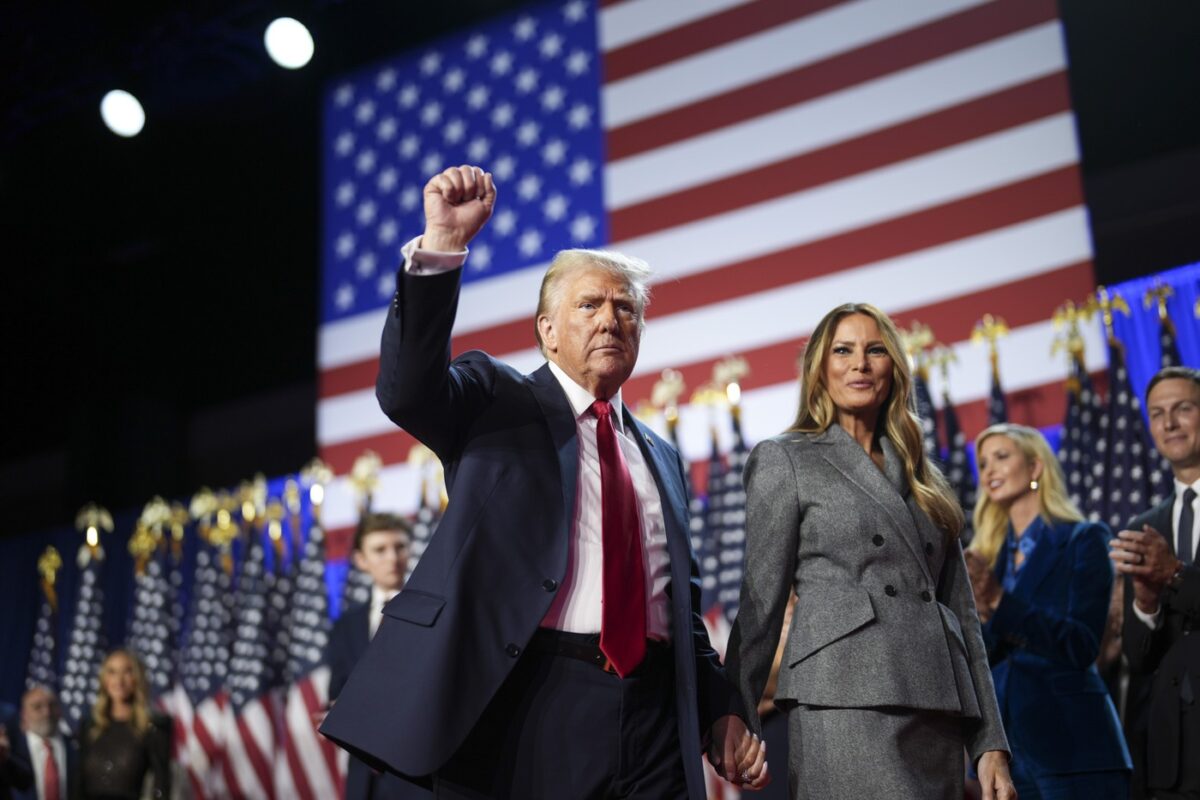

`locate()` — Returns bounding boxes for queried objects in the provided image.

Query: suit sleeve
[375,264,496,462]
[987,523,1113,669]
[725,439,800,737]
[327,611,356,702]
[940,540,1010,761]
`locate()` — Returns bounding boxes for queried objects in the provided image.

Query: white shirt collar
[546,360,625,434]
[1174,476,1200,499]
[371,585,399,610]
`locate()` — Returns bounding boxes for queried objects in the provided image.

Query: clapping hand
[963,550,1002,623]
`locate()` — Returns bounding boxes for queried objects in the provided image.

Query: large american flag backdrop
[316,0,1108,543]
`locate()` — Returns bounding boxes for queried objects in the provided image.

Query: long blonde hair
[791,303,964,538]
[969,423,1083,568]
[90,648,152,741]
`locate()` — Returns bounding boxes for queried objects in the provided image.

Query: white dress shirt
[401,236,673,641]
[25,730,67,800]
[1132,476,1200,630]
[369,585,400,639]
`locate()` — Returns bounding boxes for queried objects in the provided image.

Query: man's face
[353,529,410,593]
[538,266,641,400]
[1147,377,1200,472]
[21,687,60,738]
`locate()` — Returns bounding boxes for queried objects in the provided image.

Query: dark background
[1,0,1198,538]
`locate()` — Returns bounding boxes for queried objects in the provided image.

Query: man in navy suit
[6,687,74,800]
[328,512,429,800]
[1112,366,1200,799]
[320,165,766,799]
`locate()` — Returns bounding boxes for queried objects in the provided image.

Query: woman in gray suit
[726,302,1015,799]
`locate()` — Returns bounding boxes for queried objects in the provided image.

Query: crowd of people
[3,164,1198,800]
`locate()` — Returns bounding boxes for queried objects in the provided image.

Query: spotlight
[100,90,145,137]
[264,17,314,69]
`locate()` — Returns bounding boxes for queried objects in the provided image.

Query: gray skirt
[786,705,965,800]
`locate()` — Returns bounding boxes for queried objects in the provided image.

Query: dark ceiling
[1,0,1198,536]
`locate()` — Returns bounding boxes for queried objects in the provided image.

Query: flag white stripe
[222,704,270,800]
[318,113,1080,370]
[286,673,339,799]
[317,314,1108,530]
[606,22,1066,208]
[598,0,754,51]
[602,0,987,127]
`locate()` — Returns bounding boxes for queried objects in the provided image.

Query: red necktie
[591,400,647,677]
[42,736,61,800]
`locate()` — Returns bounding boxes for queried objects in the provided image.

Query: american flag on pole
[127,543,177,701]
[942,389,977,523]
[1058,354,1105,516]
[987,368,1009,426]
[60,544,106,735]
[314,0,1106,545]
[174,538,234,799]
[25,546,61,693]
[223,530,281,800]
[913,367,941,468]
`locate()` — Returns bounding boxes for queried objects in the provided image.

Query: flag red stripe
[282,697,317,800]
[318,164,1084,401]
[604,0,841,82]
[318,259,1095,476]
[605,0,1058,159]
[299,676,343,793]
[235,710,276,799]
[610,72,1072,237]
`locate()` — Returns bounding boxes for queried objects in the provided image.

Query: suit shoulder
[1126,495,1174,531]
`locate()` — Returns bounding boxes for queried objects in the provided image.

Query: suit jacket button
[924,542,934,556]
[884,585,897,597]
[542,578,558,592]
[921,590,932,602]
[872,534,885,547]
[505,643,521,658]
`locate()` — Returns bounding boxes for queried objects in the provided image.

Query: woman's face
[822,313,894,419]
[101,653,137,704]
[977,435,1040,507]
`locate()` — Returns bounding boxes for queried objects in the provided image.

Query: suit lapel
[1152,494,1176,554]
[527,364,580,536]
[814,426,933,581]
[1010,519,1070,598]
[625,407,690,546]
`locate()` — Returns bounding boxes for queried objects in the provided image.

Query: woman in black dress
[80,649,170,800]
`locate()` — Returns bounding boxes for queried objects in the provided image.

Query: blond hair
[792,303,964,538]
[969,423,1083,568]
[90,648,152,741]
[533,249,652,355]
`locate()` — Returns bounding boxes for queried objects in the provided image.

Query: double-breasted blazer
[983,518,1131,777]
[726,425,1008,761]
[319,265,733,800]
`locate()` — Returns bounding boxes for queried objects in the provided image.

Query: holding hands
[707,714,770,790]
[421,165,496,252]
[1109,525,1178,614]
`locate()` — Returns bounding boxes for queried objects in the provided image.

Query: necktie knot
[590,399,613,420]
[1186,488,1197,505]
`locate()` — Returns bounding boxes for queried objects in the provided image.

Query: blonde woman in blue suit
[965,424,1131,799]
[726,303,1014,799]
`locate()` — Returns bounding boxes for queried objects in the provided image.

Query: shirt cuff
[401,235,469,274]
[1132,600,1163,630]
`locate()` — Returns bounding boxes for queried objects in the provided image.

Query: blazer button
[921,590,932,602]
[542,578,558,592]
[872,534,885,547]
[505,643,521,658]
[924,542,934,556]
[884,585,897,597]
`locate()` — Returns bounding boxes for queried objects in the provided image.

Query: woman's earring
[1030,479,1039,491]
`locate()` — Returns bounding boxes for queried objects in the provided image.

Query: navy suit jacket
[982,518,1131,777]
[320,265,734,800]
[1122,493,1200,793]
[328,603,429,800]
[6,729,78,800]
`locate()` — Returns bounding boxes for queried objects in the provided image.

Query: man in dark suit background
[320,165,766,799]
[7,686,75,800]
[1112,365,1200,799]
[328,513,428,800]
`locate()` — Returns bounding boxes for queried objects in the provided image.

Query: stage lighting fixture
[264,17,314,69]
[99,90,146,137]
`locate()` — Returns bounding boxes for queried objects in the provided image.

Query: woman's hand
[977,750,1017,800]
[963,550,1003,623]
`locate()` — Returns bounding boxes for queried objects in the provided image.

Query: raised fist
[421,165,496,252]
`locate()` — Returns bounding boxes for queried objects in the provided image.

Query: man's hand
[977,750,1016,800]
[706,714,770,790]
[0,723,9,765]
[421,165,496,252]
[1109,526,1177,614]
[963,550,1002,623]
